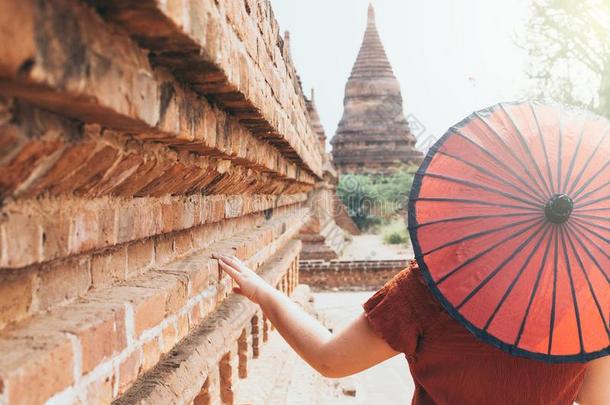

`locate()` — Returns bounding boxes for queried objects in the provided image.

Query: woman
[212,254,609,404]
[213,102,610,404]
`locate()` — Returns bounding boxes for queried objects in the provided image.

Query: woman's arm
[213,254,399,378]
[576,355,610,405]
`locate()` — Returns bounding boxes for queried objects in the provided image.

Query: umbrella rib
[530,103,556,195]
[500,104,554,197]
[556,113,563,194]
[412,211,540,230]
[572,161,610,201]
[514,228,555,347]
[481,224,552,330]
[570,217,610,238]
[559,227,585,354]
[452,128,547,201]
[569,221,610,284]
[435,219,544,285]
[475,111,549,200]
[574,175,610,206]
[571,213,610,223]
[574,194,610,210]
[419,173,543,209]
[411,197,541,212]
[561,118,587,193]
[423,216,541,257]
[437,150,545,204]
[547,225,560,355]
[456,222,549,311]
[566,125,610,196]
[575,207,610,213]
[565,225,610,341]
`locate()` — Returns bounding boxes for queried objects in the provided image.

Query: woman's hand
[212,254,271,304]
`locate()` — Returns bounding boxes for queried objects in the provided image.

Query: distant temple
[331,4,423,174]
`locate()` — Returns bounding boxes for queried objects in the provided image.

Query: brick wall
[0,0,323,403]
[298,180,352,260]
[299,260,410,291]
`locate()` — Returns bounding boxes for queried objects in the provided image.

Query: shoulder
[362,260,435,355]
[365,260,438,311]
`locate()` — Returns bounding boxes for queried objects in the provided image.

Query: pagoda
[331,4,423,174]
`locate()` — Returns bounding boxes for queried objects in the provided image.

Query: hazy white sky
[271,0,532,151]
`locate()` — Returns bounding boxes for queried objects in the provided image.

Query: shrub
[381,220,410,245]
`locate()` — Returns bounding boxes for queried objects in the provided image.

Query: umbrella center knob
[545,193,573,224]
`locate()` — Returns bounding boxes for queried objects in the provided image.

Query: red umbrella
[408,101,610,362]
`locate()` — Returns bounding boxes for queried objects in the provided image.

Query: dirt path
[340,234,414,260]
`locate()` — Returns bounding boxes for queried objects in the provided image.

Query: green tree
[337,174,378,229]
[522,0,610,117]
[336,167,414,230]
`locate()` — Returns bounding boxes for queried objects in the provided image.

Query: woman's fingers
[218,258,241,279]
[218,254,243,270]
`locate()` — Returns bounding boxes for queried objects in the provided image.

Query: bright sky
[271,0,532,151]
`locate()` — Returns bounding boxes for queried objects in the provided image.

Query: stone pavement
[235,290,414,404]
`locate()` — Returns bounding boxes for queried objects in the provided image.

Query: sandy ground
[236,290,415,404]
[340,234,413,261]
[314,291,415,404]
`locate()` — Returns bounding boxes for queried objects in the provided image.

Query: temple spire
[368,3,375,22]
[330,5,423,174]
[350,3,394,79]
[305,88,327,151]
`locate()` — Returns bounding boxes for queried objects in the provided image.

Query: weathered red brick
[0,122,24,166]
[111,159,158,197]
[237,328,248,379]
[68,207,99,254]
[10,301,127,375]
[142,336,161,373]
[126,239,155,276]
[88,286,167,338]
[219,350,236,405]
[24,141,97,197]
[0,268,35,327]
[0,212,43,268]
[118,349,142,394]
[132,203,157,241]
[193,378,212,405]
[131,272,188,316]
[86,153,143,197]
[177,313,189,341]
[86,373,114,405]
[189,301,203,329]
[41,210,71,262]
[91,246,127,288]
[116,204,135,244]
[137,162,189,197]
[98,205,117,246]
[161,322,178,354]
[36,256,91,310]
[160,201,177,234]
[0,335,74,405]
[71,146,121,196]
[173,231,193,256]
[154,234,175,266]
[0,137,64,198]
